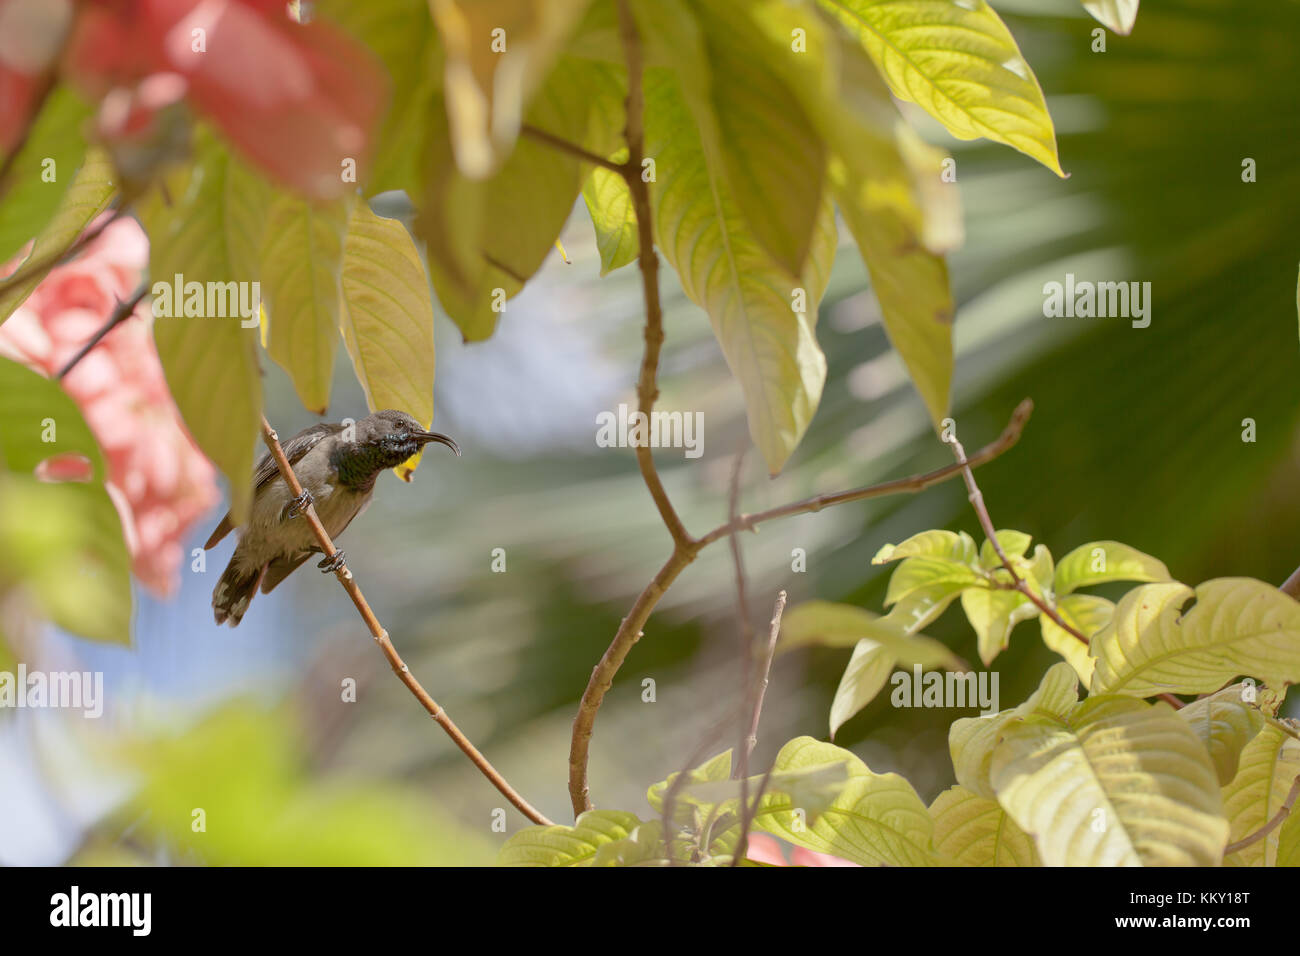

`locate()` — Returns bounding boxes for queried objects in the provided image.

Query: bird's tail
[212,560,264,627]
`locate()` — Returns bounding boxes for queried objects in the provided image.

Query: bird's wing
[203,422,344,550]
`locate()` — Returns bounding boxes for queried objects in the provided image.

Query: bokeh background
[3,0,1299,865]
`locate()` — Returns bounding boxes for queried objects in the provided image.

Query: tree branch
[259,417,553,827]
[727,448,756,783]
[519,123,627,174]
[56,281,150,379]
[567,400,1034,815]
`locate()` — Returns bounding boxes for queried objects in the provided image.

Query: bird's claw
[317,550,346,573]
[287,489,314,518]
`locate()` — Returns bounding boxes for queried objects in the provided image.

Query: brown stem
[728,448,755,783]
[567,400,1034,815]
[695,399,1034,548]
[520,124,627,174]
[259,417,553,826]
[57,281,150,379]
[743,591,787,770]
[1223,773,1300,856]
[947,419,1088,645]
[1280,565,1300,599]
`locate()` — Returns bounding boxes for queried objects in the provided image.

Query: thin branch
[1280,566,1300,599]
[743,591,787,770]
[946,414,1088,645]
[728,448,755,783]
[568,400,1034,815]
[695,399,1034,548]
[616,0,693,551]
[259,417,553,827]
[1224,773,1300,856]
[520,123,626,174]
[732,759,778,867]
[56,281,150,379]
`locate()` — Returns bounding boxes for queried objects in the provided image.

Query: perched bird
[207,409,460,626]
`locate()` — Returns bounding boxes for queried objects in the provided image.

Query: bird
[206,409,460,626]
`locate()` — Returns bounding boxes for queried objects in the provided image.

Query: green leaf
[0,359,131,643]
[1179,685,1265,786]
[692,3,827,277]
[873,530,977,565]
[886,556,981,607]
[706,0,957,428]
[782,600,962,665]
[1221,723,1300,867]
[950,661,1079,800]
[138,143,262,523]
[645,69,836,474]
[338,202,438,479]
[260,195,349,414]
[1279,796,1300,867]
[590,819,669,866]
[0,86,92,265]
[499,810,646,866]
[1040,592,1112,687]
[929,786,1040,867]
[978,529,1033,569]
[0,148,116,322]
[647,749,732,811]
[818,0,1065,176]
[423,56,626,341]
[1053,540,1171,595]
[581,163,637,275]
[991,696,1228,866]
[1090,578,1300,697]
[830,639,898,738]
[1083,0,1139,35]
[751,737,936,866]
[961,586,1036,666]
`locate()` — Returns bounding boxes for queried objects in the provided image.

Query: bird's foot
[317,550,346,573]
[286,489,314,518]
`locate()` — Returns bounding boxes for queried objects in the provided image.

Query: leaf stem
[519,123,627,174]
[1223,773,1300,856]
[259,417,553,827]
[947,420,1088,645]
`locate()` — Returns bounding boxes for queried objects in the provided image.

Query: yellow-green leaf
[991,696,1228,866]
[950,661,1079,800]
[430,0,595,178]
[961,586,1036,666]
[339,203,438,481]
[645,71,836,474]
[819,0,1064,176]
[1179,685,1265,786]
[0,149,116,322]
[500,809,644,866]
[139,144,262,523]
[1090,578,1300,697]
[752,737,936,866]
[0,86,91,264]
[929,785,1040,867]
[260,195,349,414]
[1221,724,1300,867]
[581,163,637,275]
[1040,592,1111,688]
[1053,539,1170,595]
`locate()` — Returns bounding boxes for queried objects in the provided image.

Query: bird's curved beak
[415,431,461,456]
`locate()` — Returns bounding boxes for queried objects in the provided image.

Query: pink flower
[0,214,220,597]
[745,833,862,867]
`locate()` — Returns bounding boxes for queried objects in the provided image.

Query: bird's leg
[317,550,346,573]
[286,489,314,519]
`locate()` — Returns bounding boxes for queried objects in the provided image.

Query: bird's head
[352,410,461,474]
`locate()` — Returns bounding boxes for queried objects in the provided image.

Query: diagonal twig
[259,417,553,826]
